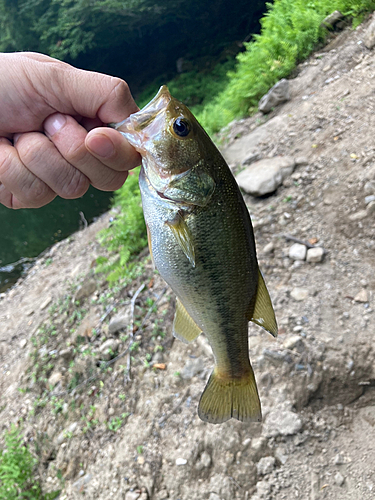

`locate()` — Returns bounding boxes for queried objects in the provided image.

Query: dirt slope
[1,16,375,500]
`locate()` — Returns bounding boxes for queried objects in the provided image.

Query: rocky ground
[1,14,375,500]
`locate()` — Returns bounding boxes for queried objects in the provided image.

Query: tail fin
[198,368,262,424]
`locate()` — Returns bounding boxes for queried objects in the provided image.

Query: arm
[0,52,141,209]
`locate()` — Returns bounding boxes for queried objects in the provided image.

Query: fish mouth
[109,85,171,151]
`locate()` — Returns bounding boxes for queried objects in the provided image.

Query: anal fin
[173,298,202,344]
[250,269,278,337]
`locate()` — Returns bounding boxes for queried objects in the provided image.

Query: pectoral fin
[249,269,278,337]
[165,212,195,267]
[173,298,202,344]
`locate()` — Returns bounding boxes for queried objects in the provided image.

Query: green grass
[196,0,375,134]
[0,425,59,499]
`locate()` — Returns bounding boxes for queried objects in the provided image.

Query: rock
[321,10,344,28]
[99,338,119,360]
[180,357,205,380]
[263,242,275,254]
[354,289,369,303]
[72,473,93,491]
[335,472,345,486]
[236,156,296,197]
[154,491,169,500]
[175,457,187,465]
[295,156,308,166]
[289,243,307,261]
[259,79,290,113]
[256,480,271,497]
[125,491,141,500]
[19,339,27,348]
[274,446,288,465]
[263,409,303,437]
[75,278,96,301]
[365,195,375,204]
[367,201,375,215]
[48,372,63,387]
[283,335,304,351]
[40,296,52,310]
[364,180,375,194]
[349,210,368,221]
[257,456,276,476]
[364,17,375,49]
[290,287,309,301]
[208,494,222,500]
[108,309,131,335]
[242,150,262,166]
[59,347,74,361]
[306,247,324,263]
[195,451,212,471]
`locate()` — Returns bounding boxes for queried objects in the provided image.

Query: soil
[1,15,375,500]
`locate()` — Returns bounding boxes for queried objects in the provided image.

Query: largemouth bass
[112,86,278,424]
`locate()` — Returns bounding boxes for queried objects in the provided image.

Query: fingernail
[44,113,67,137]
[13,133,21,145]
[87,133,115,158]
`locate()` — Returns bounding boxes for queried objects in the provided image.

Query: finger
[85,127,141,172]
[0,182,28,209]
[0,137,56,208]
[44,114,129,191]
[27,55,140,123]
[14,131,90,200]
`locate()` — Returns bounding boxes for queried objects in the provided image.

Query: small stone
[263,242,275,254]
[283,335,304,351]
[19,339,27,348]
[334,472,345,486]
[176,458,187,466]
[274,447,288,465]
[99,338,119,360]
[263,409,302,437]
[306,247,324,263]
[75,278,96,301]
[195,451,212,471]
[208,494,222,500]
[108,310,131,335]
[72,473,93,491]
[125,491,141,500]
[154,490,169,500]
[349,210,368,221]
[289,243,307,261]
[290,287,309,301]
[364,180,375,194]
[259,79,290,113]
[365,195,375,204]
[354,289,369,303]
[367,201,375,215]
[48,372,63,387]
[333,453,345,465]
[40,296,52,310]
[295,156,308,166]
[137,455,145,465]
[180,357,205,380]
[257,456,276,476]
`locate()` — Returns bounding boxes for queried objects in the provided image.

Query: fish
[111,86,278,424]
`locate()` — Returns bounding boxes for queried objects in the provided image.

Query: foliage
[96,168,147,283]
[0,425,59,499]
[196,0,375,134]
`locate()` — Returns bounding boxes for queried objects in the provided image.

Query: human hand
[0,52,141,209]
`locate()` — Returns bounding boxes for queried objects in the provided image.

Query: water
[0,187,112,291]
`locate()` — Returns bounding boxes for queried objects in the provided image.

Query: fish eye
[173,117,190,137]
